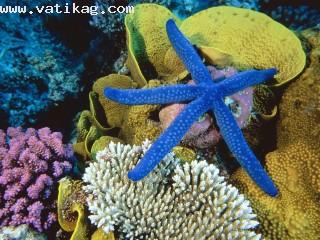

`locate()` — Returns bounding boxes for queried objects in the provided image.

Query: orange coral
[231,29,320,240]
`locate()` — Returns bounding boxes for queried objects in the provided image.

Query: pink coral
[159,66,253,149]
[0,127,73,232]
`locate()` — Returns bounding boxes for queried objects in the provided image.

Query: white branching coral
[83,140,261,240]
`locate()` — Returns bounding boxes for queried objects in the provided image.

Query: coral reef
[124,4,305,87]
[118,80,163,145]
[159,66,253,149]
[105,19,278,195]
[92,74,137,128]
[0,224,47,240]
[73,76,162,161]
[125,3,181,85]
[57,177,90,240]
[231,29,320,239]
[180,6,306,85]
[0,0,84,127]
[90,0,175,36]
[0,127,73,232]
[83,140,261,239]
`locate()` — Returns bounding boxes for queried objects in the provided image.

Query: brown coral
[120,80,162,145]
[231,29,320,240]
[92,74,137,128]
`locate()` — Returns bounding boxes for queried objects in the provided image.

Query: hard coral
[119,80,162,145]
[105,19,278,196]
[125,4,305,86]
[0,224,47,240]
[125,3,181,85]
[0,127,73,232]
[57,177,90,240]
[83,140,261,239]
[231,29,320,239]
[180,6,305,86]
[159,66,253,149]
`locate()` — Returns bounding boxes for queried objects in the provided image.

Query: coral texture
[231,29,320,239]
[0,0,84,127]
[83,140,261,239]
[0,127,73,232]
[124,4,305,86]
[159,66,253,149]
[57,177,90,240]
[105,19,278,196]
[0,224,47,240]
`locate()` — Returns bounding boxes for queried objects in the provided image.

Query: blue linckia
[105,19,278,197]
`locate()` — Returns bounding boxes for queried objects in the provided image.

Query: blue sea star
[105,19,278,197]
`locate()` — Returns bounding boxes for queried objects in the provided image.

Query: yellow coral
[58,178,90,240]
[92,74,137,128]
[172,146,196,163]
[180,6,305,86]
[126,4,305,86]
[91,228,115,240]
[125,4,181,85]
[91,136,124,159]
[231,29,320,240]
[120,80,162,145]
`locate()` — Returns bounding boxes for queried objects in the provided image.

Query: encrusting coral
[0,127,73,232]
[231,29,320,240]
[83,140,261,239]
[105,19,278,196]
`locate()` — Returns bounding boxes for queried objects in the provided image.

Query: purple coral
[159,66,253,149]
[0,127,73,232]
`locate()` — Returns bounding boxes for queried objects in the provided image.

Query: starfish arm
[104,84,201,105]
[128,96,211,181]
[217,68,277,96]
[211,98,278,197]
[166,19,212,85]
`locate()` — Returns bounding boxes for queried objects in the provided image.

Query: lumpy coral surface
[231,29,320,240]
[0,127,73,232]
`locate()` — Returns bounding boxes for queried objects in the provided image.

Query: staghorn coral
[231,29,320,239]
[0,127,73,232]
[83,140,261,239]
